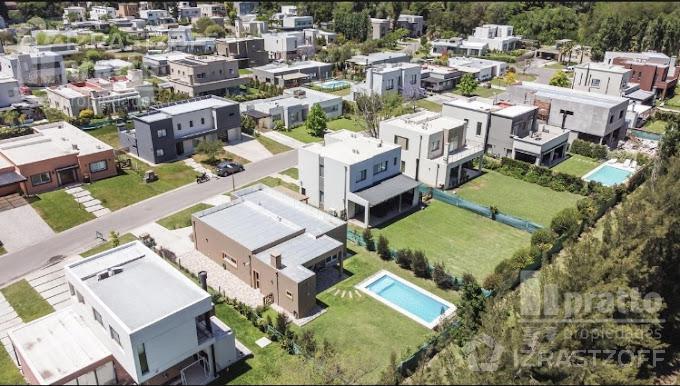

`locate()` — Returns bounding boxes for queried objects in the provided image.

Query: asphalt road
[0,149,298,286]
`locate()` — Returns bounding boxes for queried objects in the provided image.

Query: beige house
[192,184,346,318]
[167,56,247,97]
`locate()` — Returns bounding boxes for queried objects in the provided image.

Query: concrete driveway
[224,134,272,162]
[0,205,55,253]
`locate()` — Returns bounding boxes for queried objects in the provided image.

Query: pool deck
[582,159,637,187]
[355,270,456,329]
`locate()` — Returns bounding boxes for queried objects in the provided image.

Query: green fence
[396,320,461,377]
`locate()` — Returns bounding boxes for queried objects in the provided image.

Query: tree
[377,235,391,260]
[502,71,517,85]
[109,231,120,248]
[273,119,286,131]
[354,93,383,138]
[241,115,256,135]
[411,250,430,278]
[204,24,225,38]
[78,109,94,121]
[79,61,95,79]
[193,17,216,34]
[457,274,486,335]
[549,70,571,88]
[550,207,581,237]
[195,140,224,163]
[275,312,290,335]
[395,249,413,269]
[106,26,130,49]
[1,110,19,126]
[362,228,375,251]
[456,73,478,97]
[432,262,453,289]
[305,103,327,137]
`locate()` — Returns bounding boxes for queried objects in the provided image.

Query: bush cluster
[0,126,32,140]
[569,139,608,159]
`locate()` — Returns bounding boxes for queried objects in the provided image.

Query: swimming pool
[319,80,350,90]
[582,164,633,187]
[357,270,456,329]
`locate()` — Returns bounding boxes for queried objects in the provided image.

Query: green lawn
[455,170,583,226]
[552,154,602,177]
[490,73,537,87]
[238,68,252,75]
[280,125,324,143]
[326,87,351,96]
[373,200,531,279]
[280,167,298,180]
[31,190,95,232]
[80,233,137,257]
[88,159,195,211]
[544,62,577,70]
[0,348,24,385]
[86,124,121,148]
[327,117,365,132]
[256,176,299,193]
[452,86,504,98]
[643,119,668,134]
[255,134,292,154]
[157,203,213,230]
[0,246,5,256]
[415,99,443,112]
[1,280,54,322]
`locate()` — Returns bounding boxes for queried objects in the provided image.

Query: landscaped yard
[255,134,292,154]
[551,154,602,177]
[280,167,298,180]
[157,203,213,230]
[372,200,531,279]
[86,124,121,148]
[80,233,138,257]
[326,87,351,96]
[643,119,668,134]
[327,117,364,132]
[31,190,95,232]
[255,176,299,193]
[1,280,54,322]
[238,68,252,75]
[455,170,583,226]
[452,86,504,98]
[88,159,196,211]
[280,125,324,143]
[0,348,24,385]
[490,73,538,87]
[415,99,443,112]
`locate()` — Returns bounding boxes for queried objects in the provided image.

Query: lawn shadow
[209,359,253,386]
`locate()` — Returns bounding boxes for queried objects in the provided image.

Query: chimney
[198,271,213,333]
[270,251,282,269]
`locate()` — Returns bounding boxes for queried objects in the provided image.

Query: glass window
[591,79,600,88]
[157,129,166,137]
[109,326,121,346]
[386,79,394,90]
[373,161,388,174]
[356,169,367,182]
[394,135,409,150]
[89,160,107,173]
[68,283,75,296]
[76,291,84,304]
[619,110,624,119]
[138,343,149,374]
[201,117,205,125]
[189,120,193,128]
[93,307,103,326]
[286,290,293,300]
[156,149,164,157]
[432,140,440,151]
[30,172,51,186]
[393,157,397,165]
[223,252,237,268]
[476,122,482,136]
[177,123,182,130]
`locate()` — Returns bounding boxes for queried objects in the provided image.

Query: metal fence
[396,320,461,377]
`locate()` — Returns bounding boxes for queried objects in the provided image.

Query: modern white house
[351,62,423,100]
[140,9,172,25]
[261,31,314,60]
[89,6,117,21]
[93,58,134,78]
[250,60,333,88]
[430,37,488,57]
[0,77,22,108]
[0,52,66,87]
[8,241,243,385]
[379,110,485,189]
[466,24,521,52]
[234,14,268,38]
[447,56,507,81]
[63,6,87,23]
[241,87,342,129]
[396,14,424,37]
[571,62,644,98]
[282,15,314,30]
[299,130,420,228]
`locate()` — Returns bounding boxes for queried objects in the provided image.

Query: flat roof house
[165,26,216,55]
[505,82,629,148]
[261,31,314,61]
[0,77,21,108]
[379,110,485,189]
[121,95,241,164]
[215,37,268,69]
[299,130,420,228]
[234,14,268,38]
[420,64,463,92]
[604,51,679,99]
[167,55,247,97]
[442,98,570,167]
[282,15,313,30]
[250,60,332,88]
[466,24,521,52]
[9,241,241,385]
[240,87,342,129]
[370,18,391,40]
[93,58,134,78]
[0,52,66,87]
[0,121,117,195]
[142,51,193,76]
[447,56,507,82]
[192,184,346,319]
[346,51,410,68]
[351,62,422,100]
[396,14,424,37]
[89,6,117,21]
[430,37,488,57]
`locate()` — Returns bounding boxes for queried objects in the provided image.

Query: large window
[373,160,388,175]
[386,79,394,90]
[591,79,601,88]
[356,169,367,182]
[30,172,51,186]
[137,343,149,374]
[89,160,107,173]
[110,326,121,346]
[394,135,409,150]
[93,307,103,326]
[157,129,167,137]
[223,252,237,268]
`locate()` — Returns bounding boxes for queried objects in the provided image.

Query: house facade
[142,51,193,76]
[0,52,66,87]
[466,24,520,52]
[167,55,247,97]
[351,62,422,100]
[447,57,507,81]
[261,31,314,60]
[370,18,391,40]
[572,62,633,96]
[606,52,680,99]
[420,64,462,92]
[250,60,332,88]
[299,130,420,228]
[379,110,485,189]
[192,184,347,319]
[396,15,424,37]
[120,95,241,164]
[89,6,117,21]
[215,37,269,69]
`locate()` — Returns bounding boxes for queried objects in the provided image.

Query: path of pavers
[65,185,111,217]
[0,292,22,361]
[25,256,80,312]
[260,130,306,149]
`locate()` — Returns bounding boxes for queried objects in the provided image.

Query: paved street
[0,149,297,286]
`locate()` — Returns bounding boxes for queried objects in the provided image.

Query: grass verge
[157,203,213,230]
[1,280,54,322]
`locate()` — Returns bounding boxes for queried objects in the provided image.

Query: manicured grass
[280,167,298,180]
[1,280,54,322]
[86,124,121,148]
[455,170,583,226]
[257,176,299,193]
[643,119,668,134]
[255,134,292,154]
[373,200,531,279]
[280,125,324,143]
[326,87,351,96]
[31,190,95,232]
[452,86,504,98]
[415,99,443,112]
[490,73,537,87]
[88,159,196,211]
[157,203,212,230]
[0,246,5,256]
[238,68,252,75]
[80,233,137,257]
[327,117,365,132]
[552,154,602,177]
[0,348,24,385]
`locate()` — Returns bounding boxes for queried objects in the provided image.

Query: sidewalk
[261,130,306,149]
[224,134,272,162]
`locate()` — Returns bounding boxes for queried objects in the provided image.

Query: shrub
[569,139,608,160]
[412,250,430,278]
[432,262,453,289]
[377,235,391,260]
[530,228,557,251]
[395,248,413,269]
[550,207,581,237]
[362,228,375,251]
[275,312,290,335]
[0,126,32,140]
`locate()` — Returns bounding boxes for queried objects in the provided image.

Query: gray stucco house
[120,95,240,164]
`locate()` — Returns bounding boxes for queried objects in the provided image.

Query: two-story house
[351,62,422,100]
[167,55,247,97]
[215,37,269,69]
[8,241,241,385]
[299,130,420,228]
[250,60,332,88]
[282,15,313,30]
[120,95,241,164]
[379,110,485,189]
[396,14,424,37]
[261,31,314,60]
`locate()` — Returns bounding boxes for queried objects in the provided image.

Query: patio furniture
[623,159,631,167]
[630,160,638,169]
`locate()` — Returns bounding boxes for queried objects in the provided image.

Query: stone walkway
[0,292,22,360]
[260,130,306,149]
[184,158,216,178]
[25,256,80,312]
[65,185,111,217]
[224,134,272,162]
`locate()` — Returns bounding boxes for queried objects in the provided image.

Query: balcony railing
[441,145,485,164]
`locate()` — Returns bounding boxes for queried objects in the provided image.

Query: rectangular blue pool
[583,164,632,187]
[363,272,452,327]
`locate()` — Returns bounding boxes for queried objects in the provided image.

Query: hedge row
[569,139,608,159]
[0,126,32,140]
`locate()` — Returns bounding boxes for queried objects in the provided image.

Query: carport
[347,174,420,228]
[0,170,25,197]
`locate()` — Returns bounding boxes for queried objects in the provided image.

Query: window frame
[89,160,108,173]
[30,172,51,186]
[109,326,121,346]
[93,307,103,326]
[355,169,367,183]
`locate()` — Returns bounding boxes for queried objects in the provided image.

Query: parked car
[216,161,244,177]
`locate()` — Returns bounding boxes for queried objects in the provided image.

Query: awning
[626,89,655,102]
[55,164,79,172]
[280,72,309,81]
[353,174,420,206]
[176,127,218,141]
[245,109,270,119]
[0,171,26,187]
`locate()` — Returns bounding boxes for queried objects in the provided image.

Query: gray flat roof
[0,171,26,186]
[255,234,342,282]
[354,174,420,206]
[516,82,628,108]
[66,241,210,332]
[136,96,236,122]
